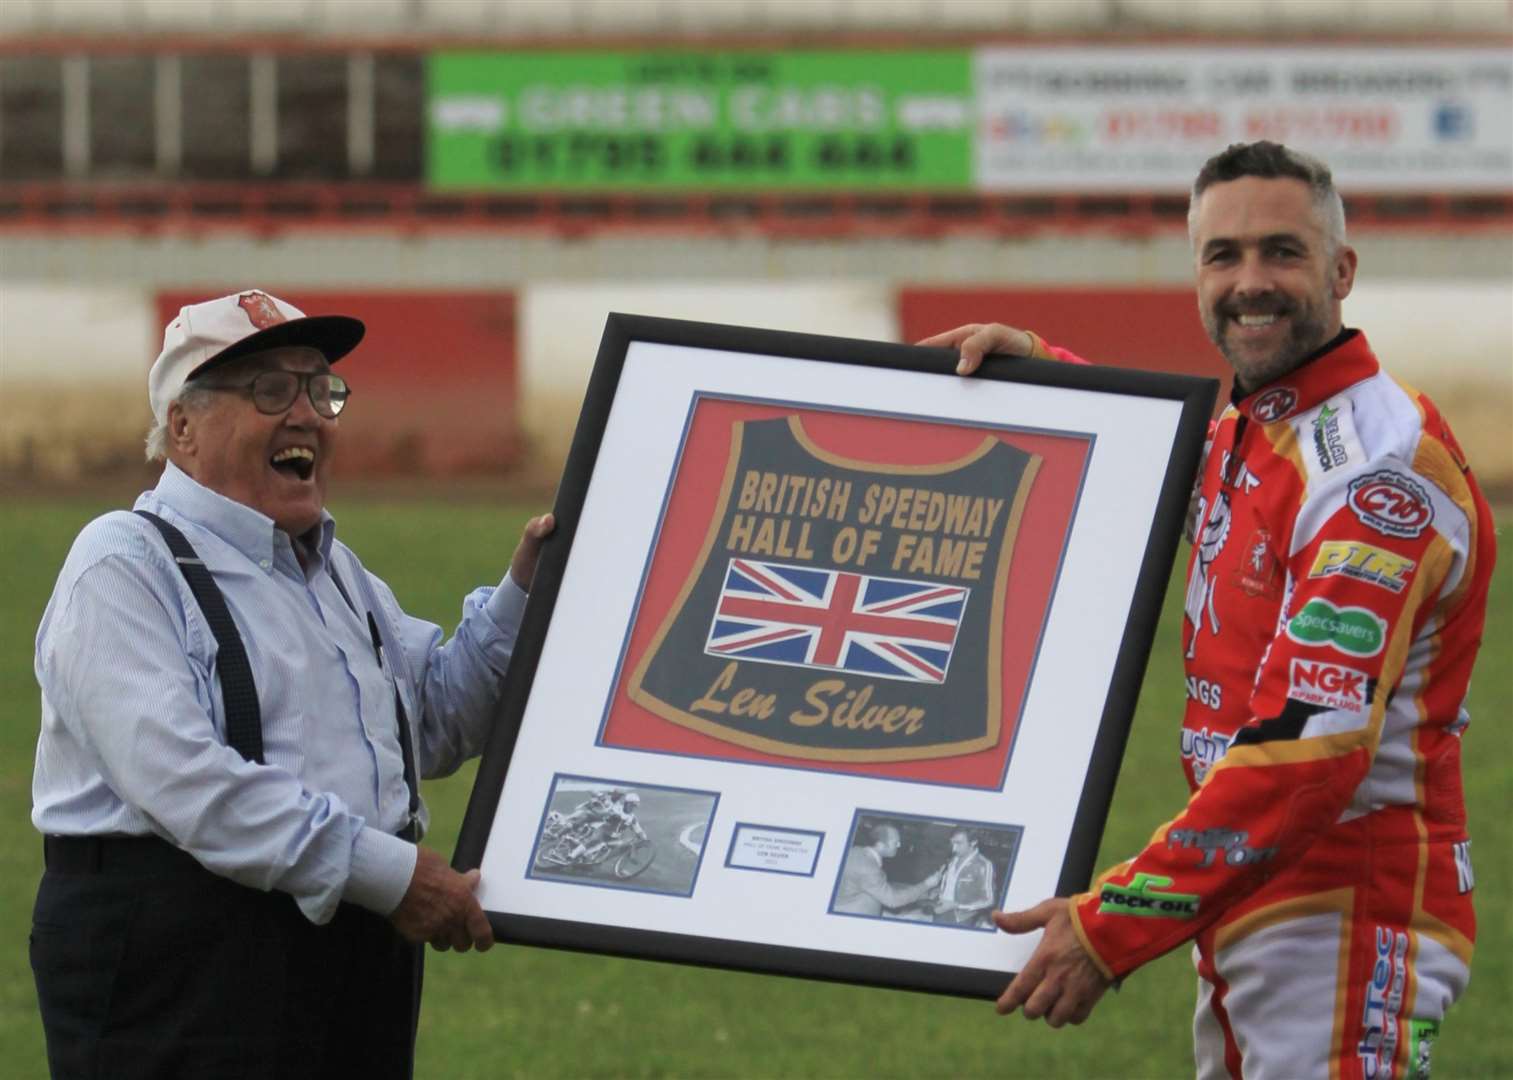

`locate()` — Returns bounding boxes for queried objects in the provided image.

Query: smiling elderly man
[31,291,552,1079]
[922,142,1494,1078]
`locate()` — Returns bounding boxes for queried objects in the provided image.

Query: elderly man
[833,823,942,916]
[30,290,552,1078]
[923,142,1493,1077]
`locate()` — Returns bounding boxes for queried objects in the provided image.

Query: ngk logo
[1289,659,1372,713]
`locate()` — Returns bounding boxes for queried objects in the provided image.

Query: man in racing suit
[567,792,648,863]
[923,141,1492,1078]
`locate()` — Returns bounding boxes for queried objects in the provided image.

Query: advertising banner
[429,46,1511,194]
[974,46,1513,193]
[428,50,973,191]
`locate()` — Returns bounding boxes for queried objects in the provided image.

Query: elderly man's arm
[38,545,422,927]
[373,514,554,777]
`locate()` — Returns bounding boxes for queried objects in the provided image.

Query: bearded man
[922,141,1493,1078]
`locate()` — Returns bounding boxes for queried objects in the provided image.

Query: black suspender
[135,509,421,829]
[361,608,422,827]
[325,564,421,828]
[136,510,265,765]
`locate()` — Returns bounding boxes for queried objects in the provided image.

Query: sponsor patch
[1453,839,1474,894]
[1232,528,1281,598]
[1184,491,1232,661]
[1166,827,1276,869]
[1289,658,1373,713]
[1185,675,1223,710]
[1309,541,1415,593]
[1251,386,1298,423]
[237,290,286,330]
[1358,926,1409,1077]
[1408,1019,1439,1080]
[1286,598,1387,657]
[1348,470,1434,539]
[1180,725,1231,783]
[1097,873,1199,918]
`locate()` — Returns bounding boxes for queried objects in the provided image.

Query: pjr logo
[1250,387,1298,423]
[1348,471,1434,539]
[1309,541,1415,593]
[1289,658,1372,713]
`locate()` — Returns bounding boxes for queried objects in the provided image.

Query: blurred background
[0,0,1509,492]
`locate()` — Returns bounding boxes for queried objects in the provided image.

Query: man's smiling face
[169,346,337,538]
[1193,175,1357,393]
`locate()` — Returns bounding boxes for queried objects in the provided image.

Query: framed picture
[454,313,1217,998]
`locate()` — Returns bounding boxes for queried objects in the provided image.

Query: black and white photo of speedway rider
[528,775,719,897]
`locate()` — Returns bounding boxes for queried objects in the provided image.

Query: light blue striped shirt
[33,462,526,924]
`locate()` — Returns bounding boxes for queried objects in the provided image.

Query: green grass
[2,492,1509,1077]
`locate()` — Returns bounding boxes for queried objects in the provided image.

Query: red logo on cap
[238,292,286,330]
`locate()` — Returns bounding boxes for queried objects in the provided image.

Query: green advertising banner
[427,51,973,191]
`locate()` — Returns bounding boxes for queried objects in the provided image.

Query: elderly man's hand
[389,846,494,953]
[993,898,1112,1027]
[508,513,556,592]
[915,323,1038,376]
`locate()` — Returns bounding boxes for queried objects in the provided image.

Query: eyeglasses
[199,370,351,419]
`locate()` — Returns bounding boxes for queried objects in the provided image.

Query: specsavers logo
[1309,541,1415,594]
[1097,873,1199,919]
[1286,599,1387,657]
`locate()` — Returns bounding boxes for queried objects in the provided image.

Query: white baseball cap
[148,290,365,423]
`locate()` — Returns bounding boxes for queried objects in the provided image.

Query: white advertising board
[974,46,1513,193]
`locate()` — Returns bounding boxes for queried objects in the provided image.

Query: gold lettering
[934,537,967,578]
[738,470,760,510]
[982,497,1005,536]
[827,479,851,521]
[907,535,936,574]
[923,491,946,533]
[858,483,881,525]
[691,662,738,715]
[726,513,754,551]
[891,533,917,571]
[891,487,915,529]
[943,494,970,535]
[809,478,831,518]
[728,686,776,720]
[962,541,987,579]
[830,684,927,735]
[751,517,776,555]
[965,500,984,536]
[791,680,844,727]
[757,473,779,513]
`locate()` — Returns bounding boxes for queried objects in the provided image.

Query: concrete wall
[2,233,1509,488]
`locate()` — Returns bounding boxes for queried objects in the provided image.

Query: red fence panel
[899,286,1232,409]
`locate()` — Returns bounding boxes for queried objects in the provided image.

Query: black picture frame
[454,313,1216,999]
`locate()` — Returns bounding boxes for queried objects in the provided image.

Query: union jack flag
[705,558,969,684]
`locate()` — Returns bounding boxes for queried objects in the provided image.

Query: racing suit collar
[1232,329,1379,424]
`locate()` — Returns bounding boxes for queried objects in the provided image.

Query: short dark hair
[950,828,978,849]
[1188,141,1346,251]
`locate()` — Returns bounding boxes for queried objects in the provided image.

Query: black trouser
[31,835,423,1080]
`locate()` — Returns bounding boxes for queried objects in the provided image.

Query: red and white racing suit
[1038,330,1492,1079]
